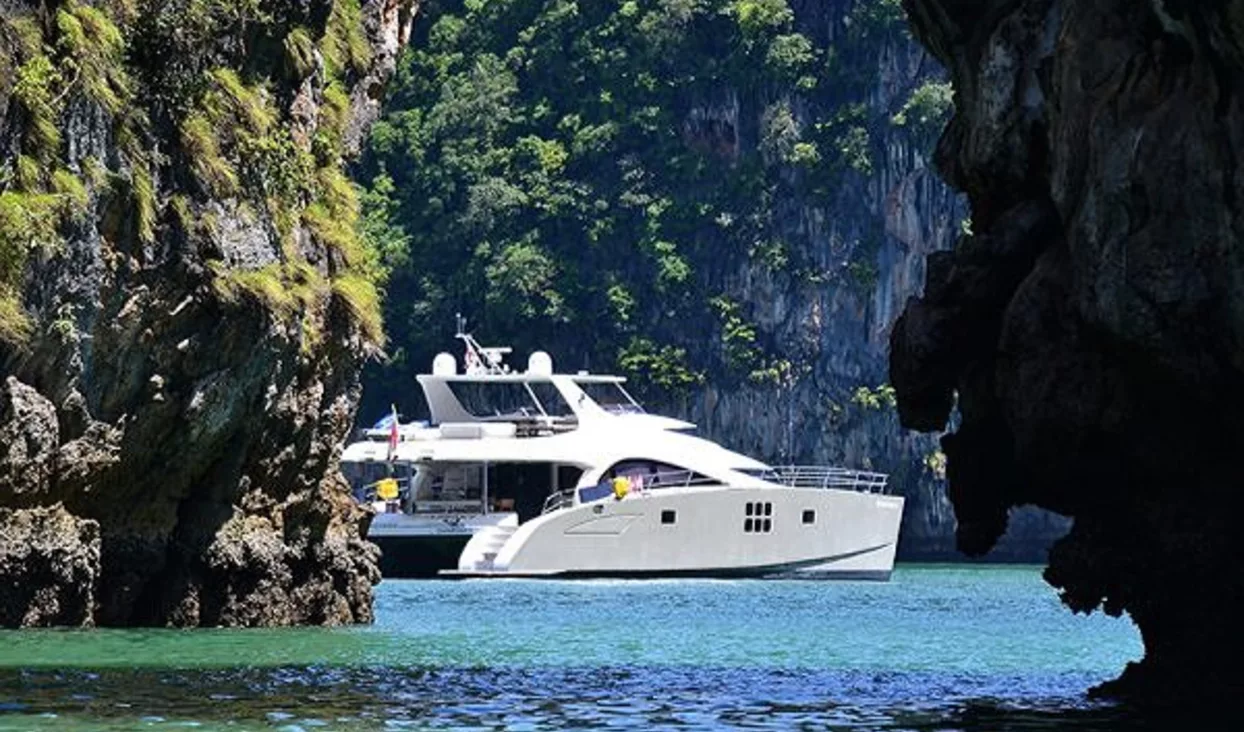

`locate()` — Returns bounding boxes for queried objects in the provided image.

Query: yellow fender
[376,477,399,500]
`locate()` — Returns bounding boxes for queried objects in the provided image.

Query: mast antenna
[453,313,512,375]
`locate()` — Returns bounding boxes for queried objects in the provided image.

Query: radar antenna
[454,312,512,375]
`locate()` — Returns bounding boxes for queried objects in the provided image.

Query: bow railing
[539,464,890,515]
[759,466,890,493]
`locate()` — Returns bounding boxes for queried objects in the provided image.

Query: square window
[802,509,815,524]
[763,518,772,532]
[744,518,753,532]
[745,503,754,516]
[764,502,772,516]
[661,509,676,525]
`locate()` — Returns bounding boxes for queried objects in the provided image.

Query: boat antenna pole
[454,312,511,375]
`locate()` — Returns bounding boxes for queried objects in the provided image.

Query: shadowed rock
[893,0,1244,704]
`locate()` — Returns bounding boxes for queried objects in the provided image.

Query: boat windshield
[577,459,719,503]
[527,382,574,418]
[447,381,547,420]
[574,381,643,414]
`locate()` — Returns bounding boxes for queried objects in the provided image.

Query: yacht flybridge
[341,325,904,579]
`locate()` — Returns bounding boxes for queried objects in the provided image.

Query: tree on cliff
[358,0,943,422]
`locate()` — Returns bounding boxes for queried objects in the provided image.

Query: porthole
[802,509,815,524]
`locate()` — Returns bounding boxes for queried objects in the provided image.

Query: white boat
[341,422,521,578]
[342,323,904,579]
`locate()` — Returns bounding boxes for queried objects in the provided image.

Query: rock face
[892,0,1244,702]
[0,1,416,627]
[665,1,1067,559]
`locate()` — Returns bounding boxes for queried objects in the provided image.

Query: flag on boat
[387,403,399,461]
[465,343,482,374]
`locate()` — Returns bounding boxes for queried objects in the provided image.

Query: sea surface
[0,564,1154,731]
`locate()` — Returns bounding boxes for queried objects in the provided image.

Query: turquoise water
[0,565,1145,730]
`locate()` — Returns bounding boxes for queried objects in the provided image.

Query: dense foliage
[357,0,942,419]
[0,0,386,348]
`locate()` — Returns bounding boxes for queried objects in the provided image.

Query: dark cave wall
[892,0,1244,701]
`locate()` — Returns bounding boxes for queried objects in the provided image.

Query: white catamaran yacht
[341,325,904,579]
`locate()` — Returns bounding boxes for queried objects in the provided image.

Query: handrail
[539,464,890,515]
[542,489,576,514]
[759,465,890,494]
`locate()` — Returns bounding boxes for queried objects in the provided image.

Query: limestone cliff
[650,0,1067,559]
[673,0,1048,559]
[891,0,1244,702]
[0,0,416,627]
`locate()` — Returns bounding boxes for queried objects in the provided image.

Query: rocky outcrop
[0,503,98,627]
[892,0,1244,703]
[0,1,414,627]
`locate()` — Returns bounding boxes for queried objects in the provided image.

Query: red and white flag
[387,403,399,461]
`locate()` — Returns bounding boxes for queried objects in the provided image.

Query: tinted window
[603,460,718,487]
[575,381,644,413]
[447,382,542,419]
[528,382,575,417]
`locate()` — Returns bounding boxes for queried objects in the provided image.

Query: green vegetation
[0,190,61,342]
[181,113,239,197]
[284,27,317,79]
[210,262,303,317]
[618,337,704,391]
[55,1,132,115]
[850,383,897,411]
[924,449,947,479]
[323,0,372,76]
[332,272,385,344]
[359,0,941,410]
[892,80,953,145]
[0,1,390,348]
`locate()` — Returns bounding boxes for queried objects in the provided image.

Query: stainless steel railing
[542,489,576,514]
[760,465,890,493]
[539,464,890,515]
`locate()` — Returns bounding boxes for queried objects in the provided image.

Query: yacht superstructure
[342,324,904,579]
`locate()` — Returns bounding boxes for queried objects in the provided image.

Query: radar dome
[432,352,457,376]
[527,350,553,376]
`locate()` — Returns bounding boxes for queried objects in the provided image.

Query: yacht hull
[445,487,902,579]
[374,534,471,578]
[369,512,515,578]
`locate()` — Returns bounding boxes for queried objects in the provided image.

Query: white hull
[445,487,902,579]
[369,510,515,539]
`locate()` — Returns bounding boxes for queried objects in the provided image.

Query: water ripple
[0,566,1162,730]
[0,665,1148,731]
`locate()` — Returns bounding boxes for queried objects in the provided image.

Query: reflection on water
[0,566,1161,730]
[0,665,1161,731]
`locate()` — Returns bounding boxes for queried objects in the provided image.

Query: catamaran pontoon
[341,324,904,579]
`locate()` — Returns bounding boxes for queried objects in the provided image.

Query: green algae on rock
[0,0,416,627]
